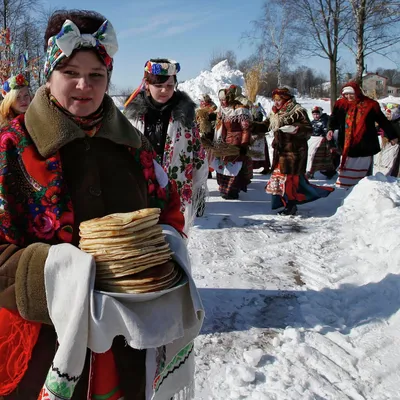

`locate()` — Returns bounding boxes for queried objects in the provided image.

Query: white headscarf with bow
[44,19,118,78]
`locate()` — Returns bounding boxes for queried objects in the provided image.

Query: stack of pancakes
[79,208,182,294]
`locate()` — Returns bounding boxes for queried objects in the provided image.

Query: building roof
[363,72,388,80]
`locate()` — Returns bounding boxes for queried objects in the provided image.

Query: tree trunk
[277,58,281,87]
[354,0,366,85]
[330,58,338,110]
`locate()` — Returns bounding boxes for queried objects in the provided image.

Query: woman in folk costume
[327,82,398,188]
[373,102,400,177]
[124,59,208,236]
[306,106,337,179]
[265,88,334,215]
[212,85,253,200]
[0,9,203,400]
[0,74,31,128]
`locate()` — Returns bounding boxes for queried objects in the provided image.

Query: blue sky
[44,0,398,92]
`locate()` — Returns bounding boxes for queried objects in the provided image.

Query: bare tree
[209,50,237,69]
[283,0,351,108]
[0,0,43,85]
[376,68,400,85]
[347,0,400,84]
[244,1,298,87]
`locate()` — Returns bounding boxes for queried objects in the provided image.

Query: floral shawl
[128,106,208,236]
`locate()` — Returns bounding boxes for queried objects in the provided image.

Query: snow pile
[111,95,125,111]
[178,60,245,105]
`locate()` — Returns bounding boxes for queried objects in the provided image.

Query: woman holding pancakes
[0,9,203,400]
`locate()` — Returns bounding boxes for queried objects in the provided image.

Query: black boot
[320,170,337,179]
[278,201,297,216]
[222,192,239,200]
[208,171,212,179]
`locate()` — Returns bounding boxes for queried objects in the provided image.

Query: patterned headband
[1,74,29,98]
[144,59,180,76]
[44,19,118,79]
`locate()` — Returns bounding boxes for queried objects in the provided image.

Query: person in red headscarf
[327,81,399,188]
[265,88,334,215]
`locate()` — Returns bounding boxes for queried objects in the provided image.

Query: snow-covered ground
[189,172,400,400]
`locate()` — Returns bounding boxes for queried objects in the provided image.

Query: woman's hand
[326,130,334,140]
[390,138,399,145]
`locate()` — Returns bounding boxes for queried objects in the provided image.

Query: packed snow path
[189,172,400,400]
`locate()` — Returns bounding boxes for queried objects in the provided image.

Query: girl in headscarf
[327,82,398,188]
[265,88,334,215]
[0,74,31,128]
[124,59,208,235]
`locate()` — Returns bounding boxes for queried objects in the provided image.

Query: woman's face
[273,97,285,109]
[47,50,108,117]
[146,75,175,103]
[12,86,31,114]
[343,93,356,102]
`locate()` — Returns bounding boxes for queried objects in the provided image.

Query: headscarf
[124,59,180,108]
[44,19,118,79]
[272,87,293,101]
[271,87,294,112]
[199,94,216,109]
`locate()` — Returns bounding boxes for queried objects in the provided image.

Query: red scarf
[50,95,104,137]
[336,82,376,168]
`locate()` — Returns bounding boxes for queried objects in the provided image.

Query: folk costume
[265,88,333,215]
[0,18,203,400]
[213,85,253,199]
[307,106,337,179]
[124,60,208,236]
[328,82,398,188]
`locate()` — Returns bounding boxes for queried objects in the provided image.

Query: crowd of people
[0,7,399,400]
